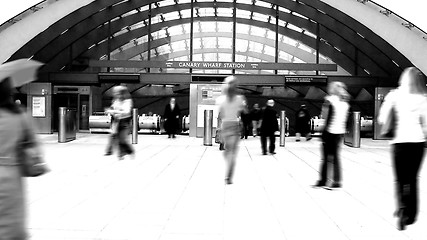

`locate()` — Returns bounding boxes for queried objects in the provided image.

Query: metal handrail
[356,0,427,40]
[0,0,51,33]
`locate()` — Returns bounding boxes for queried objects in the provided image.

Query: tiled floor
[25,133,427,240]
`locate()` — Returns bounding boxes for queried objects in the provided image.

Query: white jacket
[378,90,427,144]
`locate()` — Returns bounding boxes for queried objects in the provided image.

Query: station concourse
[1,0,427,239]
[22,133,426,240]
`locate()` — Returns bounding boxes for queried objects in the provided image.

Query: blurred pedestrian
[239,100,251,139]
[295,104,312,141]
[378,67,427,230]
[0,77,47,239]
[216,76,246,184]
[250,103,262,136]
[314,81,350,189]
[259,99,279,155]
[163,97,181,138]
[105,85,134,160]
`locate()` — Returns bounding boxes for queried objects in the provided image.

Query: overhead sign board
[90,60,337,71]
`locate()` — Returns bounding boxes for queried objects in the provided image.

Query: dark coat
[260,106,279,135]
[164,104,181,133]
[295,107,311,134]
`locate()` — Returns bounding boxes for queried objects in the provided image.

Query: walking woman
[105,86,134,160]
[217,76,246,184]
[378,67,427,230]
[314,81,350,189]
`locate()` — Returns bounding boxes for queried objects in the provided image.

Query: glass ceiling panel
[255,0,274,9]
[202,37,217,49]
[217,0,233,2]
[193,38,202,50]
[217,8,233,17]
[236,24,249,34]
[218,53,232,62]
[181,9,191,18]
[168,25,185,36]
[170,40,188,52]
[157,0,176,7]
[250,26,267,38]
[163,11,180,21]
[157,44,171,55]
[252,12,270,23]
[196,8,215,17]
[152,29,168,40]
[217,37,232,49]
[279,6,291,14]
[236,9,251,19]
[236,0,251,5]
[287,23,303,33]
[217,22,233,33]
[197,22,217,32]
[236,39,248,53]
[264,45,275,56]
[249,42,264,53]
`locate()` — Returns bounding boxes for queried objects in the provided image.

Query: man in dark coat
[295,104,312,141]
[163,97,181,138]
[260,99,279,155]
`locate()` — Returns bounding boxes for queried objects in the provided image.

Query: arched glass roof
[96,0,342,75]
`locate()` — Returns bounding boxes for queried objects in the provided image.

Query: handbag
[16,113,49,177]
[380,104,396,138]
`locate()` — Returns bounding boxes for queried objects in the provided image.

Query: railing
[0,0,54,34]
[355,0,427,41]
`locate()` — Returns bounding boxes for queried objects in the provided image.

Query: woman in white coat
[378,67,427,230]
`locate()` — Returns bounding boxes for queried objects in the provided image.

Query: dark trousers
[261,134,276,154]
[393,142,424,223]
[318,132,343,184]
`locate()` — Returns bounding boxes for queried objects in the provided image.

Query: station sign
[90,60,337,71]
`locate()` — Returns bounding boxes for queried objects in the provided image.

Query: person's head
[398,67,427,95]
[267,99,275,107]
[327,81,349,101]
[113,85,131,101]
[170,98,176,105]
[253,103,259,109]
[222,75,239,96]
[0,77,21,113]
[300,104,306,109]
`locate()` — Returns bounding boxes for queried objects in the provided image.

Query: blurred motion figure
[314,81,349,189]
[217,76,246,184]
[378,67,427,230]
[0,77,46,239]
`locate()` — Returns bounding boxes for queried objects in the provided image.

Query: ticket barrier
[89,113,112,133]
[138,114,161,134]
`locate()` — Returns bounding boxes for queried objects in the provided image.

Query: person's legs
[295,132,301,142]
[224,134,239,184]
[269,134,276,154]
[331,134,343,187]
[105,133,117,155]
[316,132,330,186]
[393,143,411,229]
[118,122,134,159]
[260,135,267,154]
[406,143,424,224]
